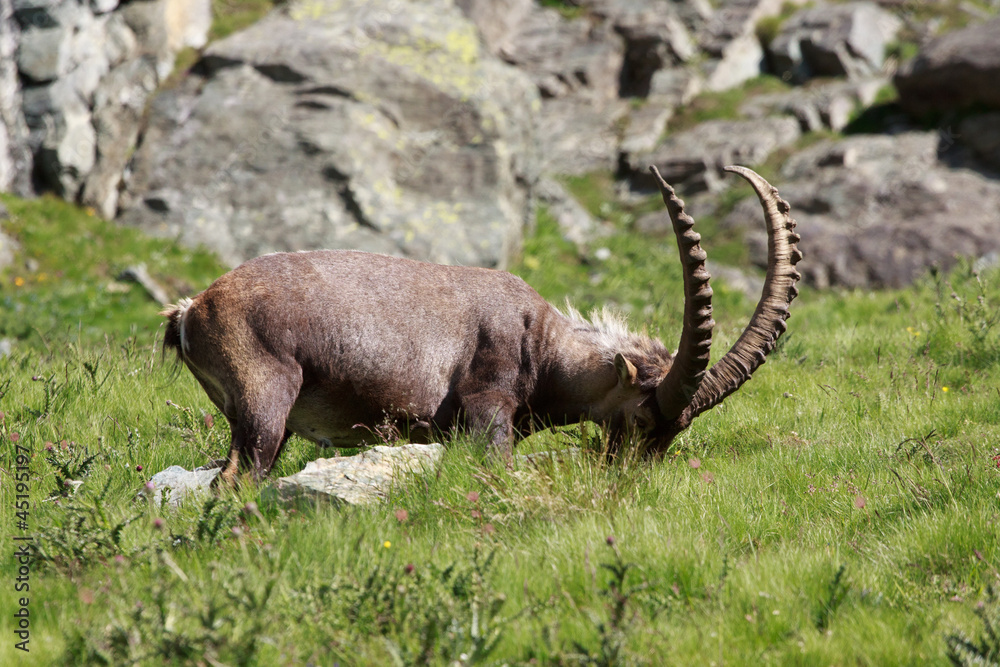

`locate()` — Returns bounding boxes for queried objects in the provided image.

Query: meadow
[0,187,998,665]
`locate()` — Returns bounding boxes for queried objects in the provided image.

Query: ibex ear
[614,353,639,388]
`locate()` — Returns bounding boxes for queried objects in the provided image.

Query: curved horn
[650,166,715,421]
[680,165,802,422]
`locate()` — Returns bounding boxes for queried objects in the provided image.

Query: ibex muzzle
[162,166,801,484]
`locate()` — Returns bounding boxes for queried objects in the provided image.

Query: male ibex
[162,166,801,484]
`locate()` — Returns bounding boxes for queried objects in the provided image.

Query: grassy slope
[0,183,998,665]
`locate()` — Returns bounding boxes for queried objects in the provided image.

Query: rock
[958,113,1000,171]
[698,0,802,92]
[455,0,532,54]
[80,56,158,217]
[118,0,539,269]
[500,5,624,100]
[0,223,19,272]
[118,263,170,304]
[273,444,444,505]
[740,77,887,132]
[625,116,801,192]
[724,132,1000,288]
[536,176,602,247]
[535,95,628,175]
[895,17,1000,114]
[0,0,34,196]
[609,3,695,97]
[769,2,902,83]
[147,464,221,508]
[16,25,69,82]
[620,101,674,156]
[707,261,764,300]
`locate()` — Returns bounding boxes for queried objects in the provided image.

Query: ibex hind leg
[218,366,302,485]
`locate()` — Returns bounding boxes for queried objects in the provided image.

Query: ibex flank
[162,166,801,485]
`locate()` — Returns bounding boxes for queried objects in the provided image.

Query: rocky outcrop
[455,0,533,55]
[723,132,1000,288]
[768,2,901,84]
[0,0,32,196]
[624,116,801,192]
[895,17,1000,114]
[740,77,887,132]
[117,0,540,269]
[6,0,209,205]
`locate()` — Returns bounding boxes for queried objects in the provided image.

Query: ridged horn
[650,166,715,422]
[680,165,802,422]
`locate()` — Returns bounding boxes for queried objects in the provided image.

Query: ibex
[162,166,801,484]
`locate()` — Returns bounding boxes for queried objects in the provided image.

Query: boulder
[740,77,887,132]
[895,17,1000,114]
[958,113,1000,172]
[535,95,629,175]
[723,132,1000,288]
[499,5,623,100]
[274,444,444,505]
[769,2,901,83]
[0,0,33,196]
[118,0,539,269]
[536,176,603,247]
[607,2,695,97]
[624,116,801,192]
[455,0,532,54]
[147,464,221,508]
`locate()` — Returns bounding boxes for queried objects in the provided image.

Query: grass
[668,76,793,135]
[1,183,999,665]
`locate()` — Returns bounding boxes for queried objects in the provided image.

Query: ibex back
[162,166,801,485]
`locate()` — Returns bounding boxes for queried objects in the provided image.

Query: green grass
[668,76,793,135]
[209,0,285,41]
[1,192,999,665]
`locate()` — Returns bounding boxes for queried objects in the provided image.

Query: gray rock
[147,464,222,508]
[119,263,170,304]
[537,176,602,247]
[31,79,96,198]
[707,261,765,301]
[620,101,674,156]
[958,113,1000,171]
[703,32,764,92]
[535,94,629,175]
[118,0,539,269]
[81,55,157,217]
[500,5,624,100]
[895,17,1000,114]
[0,0,34,196]
[740,77,887,132]
[16,25,69,82]
[769,2,902,83]
[724,132,1000,288]
[0,223,19,272]
[273,444,444,505]
[625,116,801,192]
[455,0,532,54]
[609,3,695,97]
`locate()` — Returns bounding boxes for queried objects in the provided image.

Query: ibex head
[592,165,803,456]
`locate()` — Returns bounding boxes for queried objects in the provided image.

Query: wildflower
[941,386,949,393]
[854,495,867,509]
[204,414,214,429]
[10,432,19,442]
[383,540,391,549]
[135,464,143,472]
[114,555,126,565]
[471,510,482,520]
[606,535,616,546]
[231,526,243,537]
[14,276,24,287]
[44,442,54,451]
[405,563,415,574]
[394,508,408,523]
[145,481,155,492]
[466,491,479,503]
[688,457,701,469]
[482,523,495,535]
[153,518,164,530]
